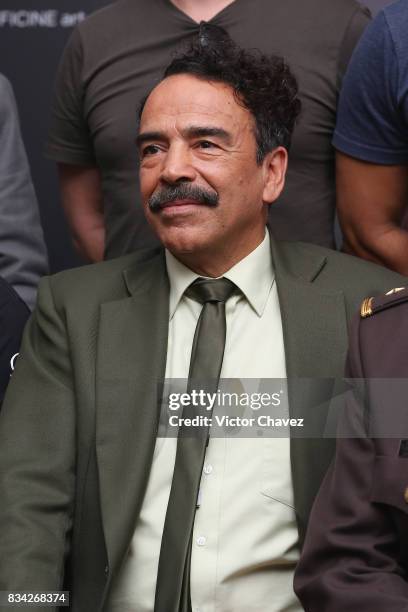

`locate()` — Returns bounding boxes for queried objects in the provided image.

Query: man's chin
[159,230,207,258]
[164,241,200,257]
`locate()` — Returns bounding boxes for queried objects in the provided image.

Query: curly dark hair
[161,23,301,163]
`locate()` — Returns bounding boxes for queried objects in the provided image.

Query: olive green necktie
[154,277,237,612]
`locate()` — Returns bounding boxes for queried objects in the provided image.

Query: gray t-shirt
[46,0,370,257]
[0,74,48,309]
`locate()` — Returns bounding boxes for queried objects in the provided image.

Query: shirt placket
[190,436,226,612]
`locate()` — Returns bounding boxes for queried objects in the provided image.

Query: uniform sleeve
[45,27,96,166]
[0,277,75,598]
[333,11,408,164]
[294,315,408,612]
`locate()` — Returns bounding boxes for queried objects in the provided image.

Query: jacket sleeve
[0,275,75,600]
[294,314,408,612]
[0,276,30,406]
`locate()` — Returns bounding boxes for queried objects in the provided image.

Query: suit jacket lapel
[95,250,169,571]
[270,237,349,543]
[95,238,350,563]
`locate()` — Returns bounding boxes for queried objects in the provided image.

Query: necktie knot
[185,277,237,304]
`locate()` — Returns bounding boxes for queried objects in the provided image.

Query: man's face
[138,74,286,267]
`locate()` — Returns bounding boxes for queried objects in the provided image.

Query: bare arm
[58,163,105,263]
[337,151,408,274]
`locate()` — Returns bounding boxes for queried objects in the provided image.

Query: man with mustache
[148,183,219,212]
[0,25,404,612]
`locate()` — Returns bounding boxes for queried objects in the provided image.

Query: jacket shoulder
[44,248,162,306]
[281,240,406,286]
[320,248,407,306]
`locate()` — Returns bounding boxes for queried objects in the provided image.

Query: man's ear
[262,146,288,204]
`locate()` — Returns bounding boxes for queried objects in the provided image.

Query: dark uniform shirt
[295,285,408,611]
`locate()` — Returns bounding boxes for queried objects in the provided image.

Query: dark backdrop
[0,0,393,273]
[0,1,111,272]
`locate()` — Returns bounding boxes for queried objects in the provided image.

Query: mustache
[148,183,219,212]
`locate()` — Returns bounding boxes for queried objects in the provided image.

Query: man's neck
[170,0,235,23]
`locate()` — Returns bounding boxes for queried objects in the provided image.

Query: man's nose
[160,144,197,184]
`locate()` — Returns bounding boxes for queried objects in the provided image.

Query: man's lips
[157,199,208,218]
[160,199,204,208]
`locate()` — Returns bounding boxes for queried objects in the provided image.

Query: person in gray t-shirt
[0,74,48,310]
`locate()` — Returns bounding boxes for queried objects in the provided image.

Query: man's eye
[142,144,161,156]
[197,140,216,149]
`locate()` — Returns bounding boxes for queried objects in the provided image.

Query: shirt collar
[166,250,200,319]
[166,231,274,319]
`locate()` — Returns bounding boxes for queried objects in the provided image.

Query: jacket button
[404,488,408,504]
[104,565,109,575]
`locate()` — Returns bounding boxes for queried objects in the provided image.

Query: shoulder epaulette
[360,287,408,318]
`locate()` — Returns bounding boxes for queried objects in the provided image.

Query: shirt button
[203,464,213,475]
[196,536,206,546]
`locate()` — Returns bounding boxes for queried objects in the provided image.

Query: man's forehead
[140,74,250,130]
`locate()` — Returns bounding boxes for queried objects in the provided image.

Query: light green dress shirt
[106,232,302,611]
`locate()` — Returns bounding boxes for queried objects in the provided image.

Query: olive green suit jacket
[0,237,404,611]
